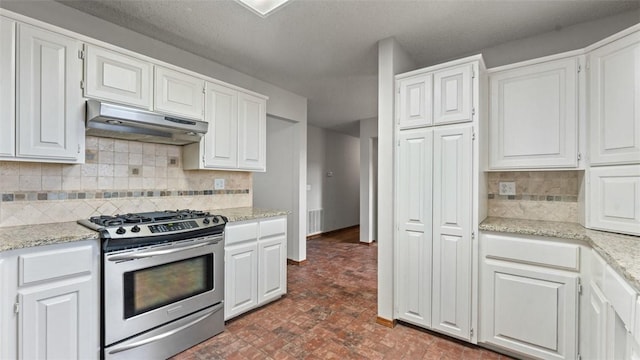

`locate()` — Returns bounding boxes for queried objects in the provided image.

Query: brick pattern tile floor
[172,228,513,359]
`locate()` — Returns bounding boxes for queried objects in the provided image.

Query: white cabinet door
[154,66,204,120]
[202,82,238,169]
[237,91,266,171]
[589,165,640,236]
[19,277,93,360]
[482,262,579,360]
[589,281,609,360]
[589,30,640,165]
[224,242,258,320]
[85,45,152,109]
[489,57,578,169]
[0,17,16,157]
[432,124,472,340]
[258,236,286,304]
[433,64,473,125]
[17,23,83,162]
[398,74,432,129]
[396,128,433,327]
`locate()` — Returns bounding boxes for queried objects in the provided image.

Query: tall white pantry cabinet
[394,55,487,342]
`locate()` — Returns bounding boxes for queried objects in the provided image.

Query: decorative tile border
[0,189,250,202]
[488,193,578,202]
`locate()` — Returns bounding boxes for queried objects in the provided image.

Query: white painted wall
[377,38,416,323]
[359,118,378,243]
[306,125,360,234]
[253,117,302,261]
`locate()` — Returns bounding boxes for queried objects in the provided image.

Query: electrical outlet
[499,181,516,196]
[214,179,225,190]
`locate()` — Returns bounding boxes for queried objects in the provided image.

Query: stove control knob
[131,225,140,233]
[203,218,210,224]
[116,227,126,235]
[212,216,219,223]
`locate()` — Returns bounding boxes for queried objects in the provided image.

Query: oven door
[104,235,224,346]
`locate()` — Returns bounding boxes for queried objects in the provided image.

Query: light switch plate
[499,181,516,196]
[214,179,225,190]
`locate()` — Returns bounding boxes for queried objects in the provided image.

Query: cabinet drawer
[259,218,286,238]
[483,233,580,271]
[604,266,637,331]
[19,245,93,285]
[226,222,258,245]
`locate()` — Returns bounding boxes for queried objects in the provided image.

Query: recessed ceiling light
[235,0,290,18]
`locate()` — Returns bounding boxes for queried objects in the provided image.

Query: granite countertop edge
[480,216,640,292]
[0,207,289,253]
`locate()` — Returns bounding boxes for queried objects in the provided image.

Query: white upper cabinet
[489,56,579,169]
[398,74,432,129]
[433,64,473,125]
[0,16,16,157]
[183,82,267,171]
[84,44,152,109]
[16,23,84,163]
[237,91,266,171]
[589,165,640,236]
[202,82,238,169]
[154,66,204,120]
[588,29,640,166]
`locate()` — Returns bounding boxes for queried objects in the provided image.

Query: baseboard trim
[287,259,308,266]
[359,241,375,246]
[376,316,396,328]
[306,225,360,240]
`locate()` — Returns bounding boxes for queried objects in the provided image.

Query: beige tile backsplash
[487,171,582,223]
[0,136,252,227]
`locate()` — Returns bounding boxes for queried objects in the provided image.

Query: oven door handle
[107,238,222,261]
[107,302,223,355]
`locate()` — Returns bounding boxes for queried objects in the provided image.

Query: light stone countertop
[480,217,640,292]
[0,207,288,253]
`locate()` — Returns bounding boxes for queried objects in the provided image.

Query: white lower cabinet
[224,216,286,320]
[479,233,580,360]
[587,250,639,360]
[0,240,99,360]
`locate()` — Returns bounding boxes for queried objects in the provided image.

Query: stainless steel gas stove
[78,209,227,360]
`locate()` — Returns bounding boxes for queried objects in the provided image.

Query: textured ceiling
[57,0,639,134]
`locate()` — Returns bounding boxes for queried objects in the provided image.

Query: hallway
[173,229,511,359]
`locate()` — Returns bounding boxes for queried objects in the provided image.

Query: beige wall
[487,171,581,223]
[0,137,252,227]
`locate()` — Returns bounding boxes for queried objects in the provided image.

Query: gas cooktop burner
[88,209,212,227]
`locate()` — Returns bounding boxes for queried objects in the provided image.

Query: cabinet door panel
[432,124,472,340]
[85,45,152,109]
[482,262,578,359]
[224,243,257,320]
[398,74,432,129]
[17,24,83,161]
[434,64,473,125]
[19,278,93,360]
[589,165,640,236]
[0,17,15,157]
[238,91,266,170]
[589,31,640,165]
[203,82,238,168]
[258,236,286,304]
[154,66,204,120]
[396,128,432,327]
[489,57,578,169]
[589,281,609,360]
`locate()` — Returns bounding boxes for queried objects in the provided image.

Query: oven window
[123,254,213,318]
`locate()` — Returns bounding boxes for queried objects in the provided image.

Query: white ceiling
[57,0,639,134]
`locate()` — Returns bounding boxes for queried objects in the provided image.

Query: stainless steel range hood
[85,100,208,145]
